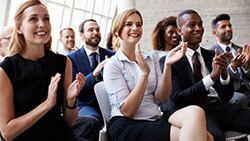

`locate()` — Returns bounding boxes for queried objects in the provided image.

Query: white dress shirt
[185,47,230,95]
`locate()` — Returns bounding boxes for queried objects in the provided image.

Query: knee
[185,105,205,122]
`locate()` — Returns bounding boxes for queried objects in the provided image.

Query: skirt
[109,116,171,141]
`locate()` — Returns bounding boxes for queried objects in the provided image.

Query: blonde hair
[8,0,51,56]
[112,9,143,49]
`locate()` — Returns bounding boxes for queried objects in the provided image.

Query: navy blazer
[163,47,234,113]
[68,47,115,105]
[210,43,250,93]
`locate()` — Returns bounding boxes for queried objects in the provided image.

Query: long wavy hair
[8,0,52,56]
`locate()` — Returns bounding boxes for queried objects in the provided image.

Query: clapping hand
[164,42,187,65]
[135,43,150,75]
[211,49,230,80]
[231,48,245,70]
[47,73,61,108]
[93,56,110,77]
[242,44,250,69]
[67,72,86,99]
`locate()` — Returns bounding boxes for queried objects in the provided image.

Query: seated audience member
[0,26,13,62]
[163,9,250,141]
[0,0,86,140]
[103,8,213,141]
[151,16,181,71]
[58,27,77,56]
[152,16,181,59]
[106,31,115,51]
[68,19,115,140]
[210,13,250,108]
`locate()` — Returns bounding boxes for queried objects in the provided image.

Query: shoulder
[68,48,85,59]
[99,47,115,56]
[47,51,66,61]
[46,51,67,71]
[210,43,220,50]
[232,43,242,49]
[0,55,19,82]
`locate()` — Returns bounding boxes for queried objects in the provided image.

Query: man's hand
[93,56,109,77]
[211,49,229,81]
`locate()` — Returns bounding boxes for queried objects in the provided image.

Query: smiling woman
[0,0,86,140]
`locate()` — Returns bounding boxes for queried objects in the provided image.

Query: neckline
[16,51,48,63]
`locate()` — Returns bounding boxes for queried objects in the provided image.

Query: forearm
[120,73,148,118]
[64,98,78,127]
[157,64,172,103]
[2,100,52,140]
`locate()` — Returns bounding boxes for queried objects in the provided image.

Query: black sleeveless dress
[0,50,73,141]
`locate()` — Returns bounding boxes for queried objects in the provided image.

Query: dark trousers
[72,116,102,141]
[206,103,250,141]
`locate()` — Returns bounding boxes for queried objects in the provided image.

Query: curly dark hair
[151,16,177,50]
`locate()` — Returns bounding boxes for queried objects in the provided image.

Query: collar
[115,47,150,62]
[84,46,100,56]
[217,42,232,52]
[0,55,5,62]
[186,46,202,57]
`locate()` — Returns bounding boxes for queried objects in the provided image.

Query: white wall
[135,0,250,51]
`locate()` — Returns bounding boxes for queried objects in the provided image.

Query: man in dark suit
[68,19,114,133]
[163,9,250,141]
[210,14,250,108]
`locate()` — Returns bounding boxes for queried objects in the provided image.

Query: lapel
[76,47,92,73]
[174,56,196,85]
[99,47,105,62]
[232,43,242,53]
[200,48,213,72]
[214,43,224,54]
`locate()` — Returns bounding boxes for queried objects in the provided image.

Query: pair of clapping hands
[135,42,187,75]
[231,44,250,71]
[211,44,250,81]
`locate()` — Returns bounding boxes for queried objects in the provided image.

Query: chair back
[94,81,111,141]
[94,81,111,123]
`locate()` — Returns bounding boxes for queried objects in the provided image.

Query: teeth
[36,32,46,35]
[129,33,139,37]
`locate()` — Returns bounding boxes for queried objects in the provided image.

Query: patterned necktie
[193,51,203,82]
[90,52,98,70]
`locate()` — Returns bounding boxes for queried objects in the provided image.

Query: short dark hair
[78,19,97,33]
[211,14,230,29]
[177,9,199,27]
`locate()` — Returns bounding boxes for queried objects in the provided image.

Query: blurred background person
[151,16,181,59]
[0,26,13,62]
[151,16,181,71]
[58,27,77,56]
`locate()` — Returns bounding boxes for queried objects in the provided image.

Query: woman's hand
[165,42,187,65]
[135,44,150,75]
[47,73,61,108]
[67,72,86,100]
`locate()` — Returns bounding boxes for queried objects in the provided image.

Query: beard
[221,32,232,42]
[85,37,101,47]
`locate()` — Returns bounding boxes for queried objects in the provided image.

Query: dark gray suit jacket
[210,43,250,93]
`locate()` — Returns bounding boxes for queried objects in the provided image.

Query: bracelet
[66,99,77,109]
